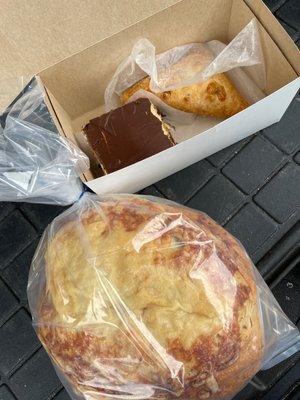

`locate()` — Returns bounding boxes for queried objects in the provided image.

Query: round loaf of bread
[36,195,263,399]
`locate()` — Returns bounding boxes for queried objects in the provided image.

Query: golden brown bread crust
[38,196,263,399]
[120,74,249,119]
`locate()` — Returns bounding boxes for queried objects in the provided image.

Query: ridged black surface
[0,1,299,398]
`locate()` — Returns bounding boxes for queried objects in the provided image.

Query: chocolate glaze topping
[83,98,175,174]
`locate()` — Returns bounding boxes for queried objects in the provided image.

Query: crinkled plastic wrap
[105,19,265,112]
[28,193,300,400]
[0,78,89,205]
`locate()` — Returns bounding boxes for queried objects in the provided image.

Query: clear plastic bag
[105,19,265,112]
[0,78,89,205]
[27,193,300,400]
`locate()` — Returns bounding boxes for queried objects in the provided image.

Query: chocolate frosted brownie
[83,98,175,174]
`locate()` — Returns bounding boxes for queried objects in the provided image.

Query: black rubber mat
[0,1,299,399]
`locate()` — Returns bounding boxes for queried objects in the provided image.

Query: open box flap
[0,0,179,111]
[245,0,300,75]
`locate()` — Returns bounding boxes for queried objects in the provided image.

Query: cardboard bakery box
[5,0,300,195]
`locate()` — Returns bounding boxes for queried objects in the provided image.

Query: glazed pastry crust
[121,73,249,119]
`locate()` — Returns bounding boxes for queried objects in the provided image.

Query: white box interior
[38,0,298,184]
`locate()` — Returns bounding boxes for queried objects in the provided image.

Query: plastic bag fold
[105,19,266,112]
[28,193,300,400]
[0,78,89,205]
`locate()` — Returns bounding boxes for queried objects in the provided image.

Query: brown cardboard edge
[36,76,64,136]
[36,76,91,183]
[245,0,300,75]
[37,0,183,78]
